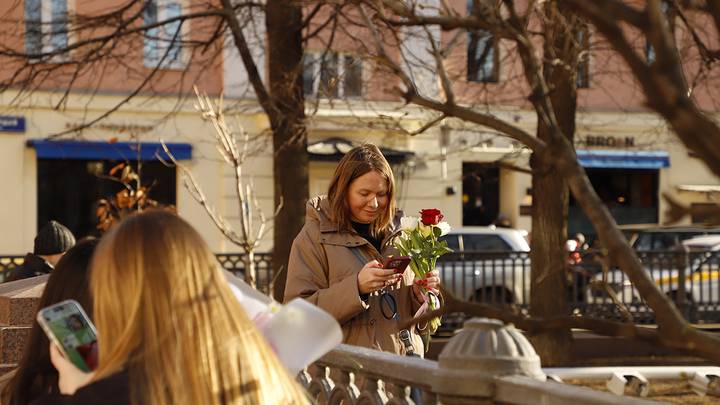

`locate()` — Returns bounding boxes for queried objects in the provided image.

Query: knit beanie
[34,220,76,256]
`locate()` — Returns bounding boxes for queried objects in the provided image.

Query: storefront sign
[584,135,635,148]
[64,122,154,134]
[0,116,26,132]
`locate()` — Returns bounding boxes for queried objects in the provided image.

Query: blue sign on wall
[0,116,26,133]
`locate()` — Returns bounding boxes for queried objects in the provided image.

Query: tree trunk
[266,0,308,302]
[528,6,580,365]
[529,151,573,365]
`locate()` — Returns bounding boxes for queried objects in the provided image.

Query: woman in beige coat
[284,144,440,356]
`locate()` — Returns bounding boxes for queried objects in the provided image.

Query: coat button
[370,319,376,326]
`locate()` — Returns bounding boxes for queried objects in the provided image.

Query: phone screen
[38,300,98,372]
[383,256,411,274]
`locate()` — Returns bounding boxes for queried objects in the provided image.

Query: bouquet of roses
[393,208,452,333]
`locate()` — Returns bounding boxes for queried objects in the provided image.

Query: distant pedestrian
[5,221,76,282]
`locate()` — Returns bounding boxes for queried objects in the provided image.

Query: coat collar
[306,196,403,249]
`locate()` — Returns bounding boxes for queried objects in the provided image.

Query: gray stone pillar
[433,317,545,404]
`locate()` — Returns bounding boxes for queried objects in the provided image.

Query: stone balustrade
[301,318,657,404]
[0,276,47,374]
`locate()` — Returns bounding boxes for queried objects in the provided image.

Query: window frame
[143,0,187,70]
[302,51,364,99]
[466,28,500,84]
[466,0,499,83]
[576,27,591,89]
[24,0,70,62]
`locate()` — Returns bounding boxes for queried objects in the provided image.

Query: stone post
[0,276,48,374]
[433,317,545,404]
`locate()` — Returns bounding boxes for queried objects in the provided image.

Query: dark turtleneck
[351,221,383,253]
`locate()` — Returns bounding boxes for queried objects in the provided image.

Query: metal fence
[436,249,720,325]
[4,249,719,325]
[0,253,276,295]
[216,253,274,294]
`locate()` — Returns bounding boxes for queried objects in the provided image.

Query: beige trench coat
[284,196,426,355]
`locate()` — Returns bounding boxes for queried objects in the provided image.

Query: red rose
[420,208,443,226]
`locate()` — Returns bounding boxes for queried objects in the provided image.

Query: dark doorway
[37,159,176,239]
[462,163,500,226]
[569,168,659,241]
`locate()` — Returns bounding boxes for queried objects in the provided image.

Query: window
[25,0,68,57]
[646,41,656,64]
[440,235,461,251]
[144,0,184,68]
[461,235,512,252]
[467,1,498,83]
[576,28,590,88]
[462,163,499,226]
[303,52,363,98]
[467,29,498,83]
[645,2,670,64]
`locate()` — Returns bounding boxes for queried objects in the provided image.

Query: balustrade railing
[301,319,655,405]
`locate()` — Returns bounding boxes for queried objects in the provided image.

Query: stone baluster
[0,276,47,374]
[327,368,360,405]
[297,369,311,389]
[356,376,387,404]
[307,365,334,404]
[432,318,546,405]
[384,381,413,405]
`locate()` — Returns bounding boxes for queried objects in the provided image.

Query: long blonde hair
[327,143,397,238]
[90,210,308,404]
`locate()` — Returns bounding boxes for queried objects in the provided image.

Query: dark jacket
[5,254,53,282]
[29,371,130,405]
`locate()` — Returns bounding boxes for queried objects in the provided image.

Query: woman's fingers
[50,344,94,395]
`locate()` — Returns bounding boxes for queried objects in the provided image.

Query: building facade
[0,1,718,254]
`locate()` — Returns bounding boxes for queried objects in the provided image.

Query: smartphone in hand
[36,299,98,372]
[382,256,411,274]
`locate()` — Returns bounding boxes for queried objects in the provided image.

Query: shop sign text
[0,116,25,133]
[585,135,635,148]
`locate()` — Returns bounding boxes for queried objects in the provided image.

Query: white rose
[437,221,451,236]
[400,216,419,232]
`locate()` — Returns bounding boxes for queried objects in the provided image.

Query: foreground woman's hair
[90,210,308,404]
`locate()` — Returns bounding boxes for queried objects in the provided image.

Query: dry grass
[565,379,720,404]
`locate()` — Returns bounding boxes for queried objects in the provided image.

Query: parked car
[620,224,720,251]
[440,227,530,253]
[586,235,720,320]
[438,227,531,305]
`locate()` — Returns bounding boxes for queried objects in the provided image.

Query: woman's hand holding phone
[50,343,94,395]
[357,260,402,294]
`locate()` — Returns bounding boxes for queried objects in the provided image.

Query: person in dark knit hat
[5,221,76,282]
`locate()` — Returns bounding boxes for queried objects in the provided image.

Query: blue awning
[576,150,669,169]
[27,140,192,161]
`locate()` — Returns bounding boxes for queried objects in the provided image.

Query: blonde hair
[327,143,397,238]
[90,210,308,405]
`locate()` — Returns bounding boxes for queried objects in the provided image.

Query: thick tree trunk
[528,5,580,365]
[529,152,573,365]
[266,0,308,301]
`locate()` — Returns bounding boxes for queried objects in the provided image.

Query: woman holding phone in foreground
[284,144,440,356]
[2,238,97,405]
[36,210,308,405]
